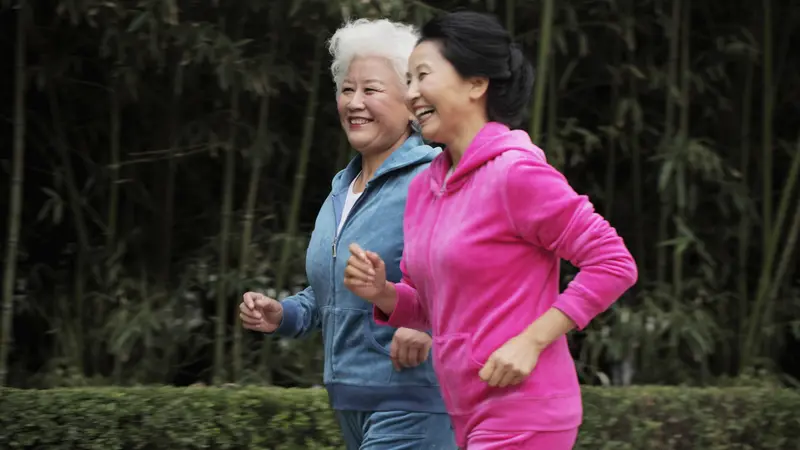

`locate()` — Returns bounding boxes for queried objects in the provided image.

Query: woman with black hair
[344,11,638,449]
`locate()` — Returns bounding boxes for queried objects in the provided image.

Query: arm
[502,154,638,345]
[373,256,431,331]
[272,286,321,339]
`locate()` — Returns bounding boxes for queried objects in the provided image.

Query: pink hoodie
[374,122,638,446]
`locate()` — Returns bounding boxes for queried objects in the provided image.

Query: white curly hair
[327,18,420,92]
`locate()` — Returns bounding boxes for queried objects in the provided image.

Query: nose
[347,91,365,110]
[405,80,420,105]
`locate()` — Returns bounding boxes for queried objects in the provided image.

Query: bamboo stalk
[656,0,681,285]
[742,138,800,367]
[741,0,782,371]
[0,0,28,386]
[48,82,91,373]
[761,0,774,257]
[766,188,800,307]
[260,32,325,372]
[505,0,515,36]
[628,16,645,282]
[102,85,121,378]
[528,0,554,143]
[737,54,754,349]
[158,63,183,289]
[604,36,621,219]
[545,62,559,170]
[672,0,691,298]
[213,85,240,385]
[233,94,273,382]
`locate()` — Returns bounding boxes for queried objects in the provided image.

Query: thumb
[366,251,384,268]
[256,297,281,313]
[349,242,368,261]
[478,358,495,383]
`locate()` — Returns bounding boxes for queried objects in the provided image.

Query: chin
[345,134,371,149]
[420,127,440,143]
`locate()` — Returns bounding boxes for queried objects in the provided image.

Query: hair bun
[508,44,526,73]
[489,44,534,127]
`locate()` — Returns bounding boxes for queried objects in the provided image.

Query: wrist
[373,281,397,316]
[520,326,551,351]
[521,307,577,351]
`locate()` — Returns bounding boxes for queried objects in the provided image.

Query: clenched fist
[391,328,432,370]
[343,243,388,302]
[239,291,283,333]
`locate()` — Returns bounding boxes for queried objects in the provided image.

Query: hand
[478,333,543,388]
[390,328,432,371]
[239,291,283,333]
[343,243,388,302]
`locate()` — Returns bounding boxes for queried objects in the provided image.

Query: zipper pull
[332,240,337,258]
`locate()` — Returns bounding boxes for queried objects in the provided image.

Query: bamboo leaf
[127,11,149,32]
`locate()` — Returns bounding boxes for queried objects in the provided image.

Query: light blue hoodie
[274,134,446,413]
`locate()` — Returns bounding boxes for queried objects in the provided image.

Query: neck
[359,131,410,181]
[445,114,488,167]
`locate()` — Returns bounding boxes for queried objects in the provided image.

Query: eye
[418,72,428,80]
[341,87,354,93]
[364,88,378,94]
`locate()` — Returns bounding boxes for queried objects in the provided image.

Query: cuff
[272,299,301,336]
[552,293,592,331]
[372,282,415,328]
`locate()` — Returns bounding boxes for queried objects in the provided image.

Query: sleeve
[373,250,431,332]
[502,155,639,330]
[272,286,321,339]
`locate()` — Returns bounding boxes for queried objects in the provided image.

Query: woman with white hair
[238,18,457,449]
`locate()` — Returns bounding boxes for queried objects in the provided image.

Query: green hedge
[1,386,798,449]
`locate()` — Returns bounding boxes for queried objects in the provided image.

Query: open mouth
[415,106,436,123]
[415,107,436,123]
[348,117,373,125]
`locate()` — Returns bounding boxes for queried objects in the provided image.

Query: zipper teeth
[332,179,368,259]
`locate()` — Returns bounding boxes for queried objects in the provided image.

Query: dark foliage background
[0,0,798,389]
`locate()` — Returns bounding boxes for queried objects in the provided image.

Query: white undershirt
[337,173,363,235]
[443,166,455,188]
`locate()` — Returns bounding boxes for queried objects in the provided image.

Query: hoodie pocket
[432,333,487,417]
[329,309,393,383]
[365,317,439,385]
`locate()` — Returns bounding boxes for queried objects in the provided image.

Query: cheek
[418,81,434,100]
[336,97,348,119]
[372,100,408,126]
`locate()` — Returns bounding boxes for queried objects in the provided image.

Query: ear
[468,77,489,100]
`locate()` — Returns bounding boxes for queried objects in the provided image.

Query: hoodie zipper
[328,173,374,313]
[332,176,367,260]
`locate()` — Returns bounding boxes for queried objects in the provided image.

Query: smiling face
[406,41,486,146]
[336,56,413,155]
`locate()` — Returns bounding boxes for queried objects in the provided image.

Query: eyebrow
[342,78,386,85]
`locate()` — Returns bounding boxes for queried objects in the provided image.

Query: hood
[428,122,541,194]
[332,133,440,194]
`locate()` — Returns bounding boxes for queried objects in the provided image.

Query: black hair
[419,11,534,128]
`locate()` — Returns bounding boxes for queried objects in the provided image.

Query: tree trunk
[0,0,28,387]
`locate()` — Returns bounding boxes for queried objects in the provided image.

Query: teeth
[416,108,434,119]
[349,118,371,124]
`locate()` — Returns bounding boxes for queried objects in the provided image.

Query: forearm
[520,308,577,350]
[273,287,319,339]
[373,281,431,330]
[373,282,398,317]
